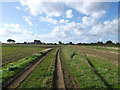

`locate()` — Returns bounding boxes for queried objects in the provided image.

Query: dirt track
[6,49,66,89]
[54,49,65,89]
[6,50,52,89]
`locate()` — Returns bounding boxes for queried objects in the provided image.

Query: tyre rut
[84,53,114,89]
[5,49,53,89]
[53,49,65,89]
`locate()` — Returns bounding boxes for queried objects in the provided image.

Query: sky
[0,0,119,43]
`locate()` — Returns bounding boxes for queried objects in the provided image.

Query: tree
[58,41,62,45]
[7,39,15,43]
[77,43,82,45]
[34,39,42,44]
[24,42,27,44]
[97,41,103,45]
[105,40,113,45]
[69,42,74,45]
[12,40,15,43]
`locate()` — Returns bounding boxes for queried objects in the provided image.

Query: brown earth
[76,46,118,64]
[62,65,79,89]
[55,49,65,89]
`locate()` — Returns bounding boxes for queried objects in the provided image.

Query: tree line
[6,39,120,46]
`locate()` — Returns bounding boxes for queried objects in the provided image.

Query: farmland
[83,45,119,54]
[1,44,119,89]
[61,46,119,88]
[1,44,59,66]
[2,44,44,66]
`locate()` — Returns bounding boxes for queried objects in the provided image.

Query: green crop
[87,55,119,88]
[2,44,45,65]
[61,45,119,89]
[19,49,58,88]
[61,46,106,88]
[1,49,50,84]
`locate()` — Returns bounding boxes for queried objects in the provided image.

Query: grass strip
[0,48,51,84]
[61,46,106,88]
[19,49,58,88]
[86,54,119,88]
[2,45,45,65]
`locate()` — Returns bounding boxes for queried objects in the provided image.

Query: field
[1,44,119,89]
[2,44,45,66]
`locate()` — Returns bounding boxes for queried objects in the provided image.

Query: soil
[55,49,65,89]
[76,46,118,65]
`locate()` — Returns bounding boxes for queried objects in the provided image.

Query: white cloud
[23,16,33,26]
[0,24,35,43]
[4,1,117,43]
[59,19,68,24]
[38,22,87,43]
[40,16,57,24]
[66,9,73,18]
[66,2,107,18]
[38,18,118,43]
[20,1,108,18]
[82,16,97,26]
[20,0,64,17]
[16,6,21,10]
[89,18,118,36]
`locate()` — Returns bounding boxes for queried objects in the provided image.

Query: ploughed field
[1,44,119,89]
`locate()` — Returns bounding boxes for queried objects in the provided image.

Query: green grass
[19,49,58,88]
[2,44,45,65]
[62,45,119,88]
[86,55,119,88]
[61,46,106,88]
[0,49,50,84]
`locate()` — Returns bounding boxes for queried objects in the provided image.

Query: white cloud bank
[65,2,106,18]
[89,19,118,36]
[0,24,35,43]
[1,1,118,43]
[20,0,64,17]
[20,0,107,18]
[38,18,118,43]
[0,18,118,43]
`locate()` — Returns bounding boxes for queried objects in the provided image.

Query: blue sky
[0,0,118,43]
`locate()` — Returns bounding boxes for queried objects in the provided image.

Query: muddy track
[53,49,65,89]
[84,53,113,89]
[4,49,53,89]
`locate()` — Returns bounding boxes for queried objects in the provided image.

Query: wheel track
[53,49,65,89]
[84,53,114,89]
[4,49,53,89]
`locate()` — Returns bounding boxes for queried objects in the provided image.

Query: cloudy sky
[0,0,119,43]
